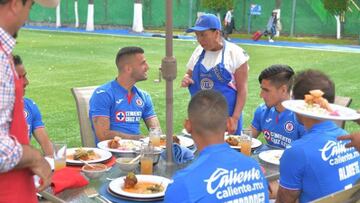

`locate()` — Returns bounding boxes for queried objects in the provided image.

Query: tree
[323,0,349,39]
[201,0,233,13]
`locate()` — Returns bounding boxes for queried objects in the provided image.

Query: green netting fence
[29,0,360,37]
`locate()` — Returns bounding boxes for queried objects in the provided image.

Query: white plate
[258,150,284,165]
[66,147,112,165]
[224,135,263,149]
[142,135,195,149]
[282,100,360,121]
[108,175,171,199]
[97,139,143,153]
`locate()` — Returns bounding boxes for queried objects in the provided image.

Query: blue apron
[188,43,243,134]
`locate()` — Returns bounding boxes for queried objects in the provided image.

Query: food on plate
[303,89,339,116]
[124,172,138,189]
[123,173,164,194]
[159,135,180,146]
[108,136,121,149]
[225,136,239,146]
[69,148,100,161]
[304,90,331,111]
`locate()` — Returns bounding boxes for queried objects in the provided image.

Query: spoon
[129,155,141,164]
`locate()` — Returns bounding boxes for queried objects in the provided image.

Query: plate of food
[66,147,112,165]
[282,90,360,121]
[108,173,171,199]
[224,135,262,149]
[97,137,142,153]
[258,149,284,165]
[142,135,194,149]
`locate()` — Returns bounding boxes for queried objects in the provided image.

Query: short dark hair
[258,64,294,92]
[188,90,228,135]
[13,55,23,66]
[115,46,144,68]
[0,0,27,5]
[293,69,335,103]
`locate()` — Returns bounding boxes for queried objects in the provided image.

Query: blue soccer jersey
[251,104,305,148]
[24,98,45,138]
[89,80,157,143]
[165,143,269,203]
[279,121,360,202]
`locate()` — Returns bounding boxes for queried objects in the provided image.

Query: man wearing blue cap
[181,13,249,135]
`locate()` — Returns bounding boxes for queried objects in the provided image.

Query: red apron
[0,53,37,202]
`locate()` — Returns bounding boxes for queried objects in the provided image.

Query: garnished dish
[97,138,142,153]
[66,147,112,165]
[108,174,171,199]
[67,148,100,161]
[224,135,262,149]
[303,89,339,116]
[123,172,164,194]
[282,91,360,121]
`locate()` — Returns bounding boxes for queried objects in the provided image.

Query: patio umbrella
[161,0,177,165]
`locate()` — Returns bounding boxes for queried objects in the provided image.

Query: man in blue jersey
[14,55,53,156]
[89,46,161,144]
[276,70,360,203]
[165,90,269,203]
[251,65,305,151]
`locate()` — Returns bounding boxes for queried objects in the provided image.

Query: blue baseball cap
[186,14,221,33]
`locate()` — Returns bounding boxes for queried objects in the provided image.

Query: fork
[85,187,112,203]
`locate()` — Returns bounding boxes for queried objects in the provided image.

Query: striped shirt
[0,27,23,173]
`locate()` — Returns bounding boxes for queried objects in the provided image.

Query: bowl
[116,157,140,172]
[81,163,107,179]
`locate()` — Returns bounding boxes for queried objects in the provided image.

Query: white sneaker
[269,39,274,43]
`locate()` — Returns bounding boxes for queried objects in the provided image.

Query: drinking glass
[53,142,67,171]
[140,144,154,174]
[149,127,161,147]
[239,130,252,156]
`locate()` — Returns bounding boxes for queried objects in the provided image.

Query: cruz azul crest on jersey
[200,78,214,90]
[284,121,294,133]
[24,110,29,119]
[135,98,144,107]
[263,130,271,141]
[115,111,126,122]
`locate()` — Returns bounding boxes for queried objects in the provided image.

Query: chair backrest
[311,183,360,203]
[333,96,352,129]
[71,86,98,147]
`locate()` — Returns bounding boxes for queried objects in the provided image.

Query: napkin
[161,143,194,164]
[51,167,89,194]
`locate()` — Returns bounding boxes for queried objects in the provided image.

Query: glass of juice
[53,142,67,171]
[239,131,252,156]
[149,127,161,147]
[140,144,154,175]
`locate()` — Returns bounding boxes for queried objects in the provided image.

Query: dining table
[39,136,280,203]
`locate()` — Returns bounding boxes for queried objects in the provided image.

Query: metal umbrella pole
[162,0,177,165]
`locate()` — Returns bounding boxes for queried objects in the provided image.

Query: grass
[13,29,360,148]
